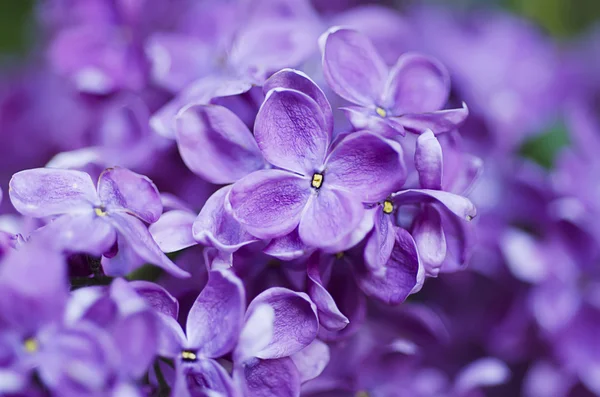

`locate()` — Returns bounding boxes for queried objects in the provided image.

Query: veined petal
[236,304,275,361]
[176,104,265,184]
[298,188,364,249]
[238,357,300,397]
[395,103,469,135]
[264,69,333,135]
[229,170,310,240]
[173,358,237,397]
[247,288,319,359]
[325,132,406,202]
[186,269,245,358]
[193,185,259,252]
[106,214,190,278]
[415,130,443,190]
[364,209,395,274]
[254,88,329,174]
[263,228,311,261]
[98,167,162,224]
[392,189,476,221]
[149,210,197,253]
[41,213,116,256]
[383,53,450,115]
[290,339,330,383]
[320,27,387,107]
[9,168,97,217]
[130,280,179,319]
[355,227,420,304]
[412,206,447,277]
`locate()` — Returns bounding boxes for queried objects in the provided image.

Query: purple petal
[320,27,387,107]
[130,280,179,319]
[176,104,265,184]
[247,288,319,359]
[237,304,275,360]
[355,227,420,304]
[145,33,215,93]
[454,357,511,393]
[149,210,197,253]
[106,214,190,278]
[395,103,469,135]
[112,310,159,379]
[150,75,254,139]
[98,167,162,224]
[412,206,447,277]
[41,213,117,256]
[307,256,349,332]
[9,168,97,217]
[239,357,300,397]
[392,189,476,221]
[415,130,443,190]
[204,247,234,271]
[229,170,310,240]
[298,188,364,248]
[325,132,406,202]
[364,209,395,274]
[155,313,187,358]
[173,358,238,397]
[254,88,329,174]
[383,53,450,115]
[263,229,312,261]
[341,106,405,138]
[263,69,333,135]
[186,269,245,358]
[193,186,259,252]
[290,339,330,383]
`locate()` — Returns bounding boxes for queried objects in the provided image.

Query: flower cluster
[1,0,600,396]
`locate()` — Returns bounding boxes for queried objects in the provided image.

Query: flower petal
[364,209,395,274]
[307,255,349,332]
[239,357,300,397]
[186,269,245,358]
[415,130,443,190]
[149,210,197,253]
[106,214,190,278]
[236,304,275,361]
[9,168,97,217]
[290,339,330,383]
[130,280,179,319]
[173,358,237,397]
[176,104,265,184]
[41,213,117,256]
[298,188,364,248]
[230,170,310,240]
[112,310,159,379]
[263,228,311,261]
[392,189,476,221]
[383,53,450,114]
[412,206,447,277]
[98,167,162,224]
[355,227,420,304]
[394,103,469,135]
[320,27,387,107]
[247,288,319,359]
[193,186,259,252]
[254,88,329,174]
[263,69,333,135]
[325,132,406,202]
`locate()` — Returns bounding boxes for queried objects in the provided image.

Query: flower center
[94,206,107,217]
[355,391,370,397]
[311,173,324,189]
[335,252,344,260]
[375,107,387,118]
[181,350,197,362]
[23,337,38,353]
[383,200,394,214]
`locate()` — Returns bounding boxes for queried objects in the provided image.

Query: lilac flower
[228,70,406,248]
[320,27,468,137]
[9,167,189,278]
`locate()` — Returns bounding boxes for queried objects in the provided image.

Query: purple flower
[9,167,189,278]
[228,70,406,248]
[320,27,468,137]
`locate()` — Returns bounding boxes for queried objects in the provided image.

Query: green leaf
[519,123,570,169]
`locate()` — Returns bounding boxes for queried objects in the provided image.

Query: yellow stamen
[355,391,370,397]
[335,252,344,260]
[94,206,107,217]
[181,350,197,361]
[311,173,324,189]
[466,215,474,221]
[375,107,387,118]
[383,200,394,214]
[24,338,38,353]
